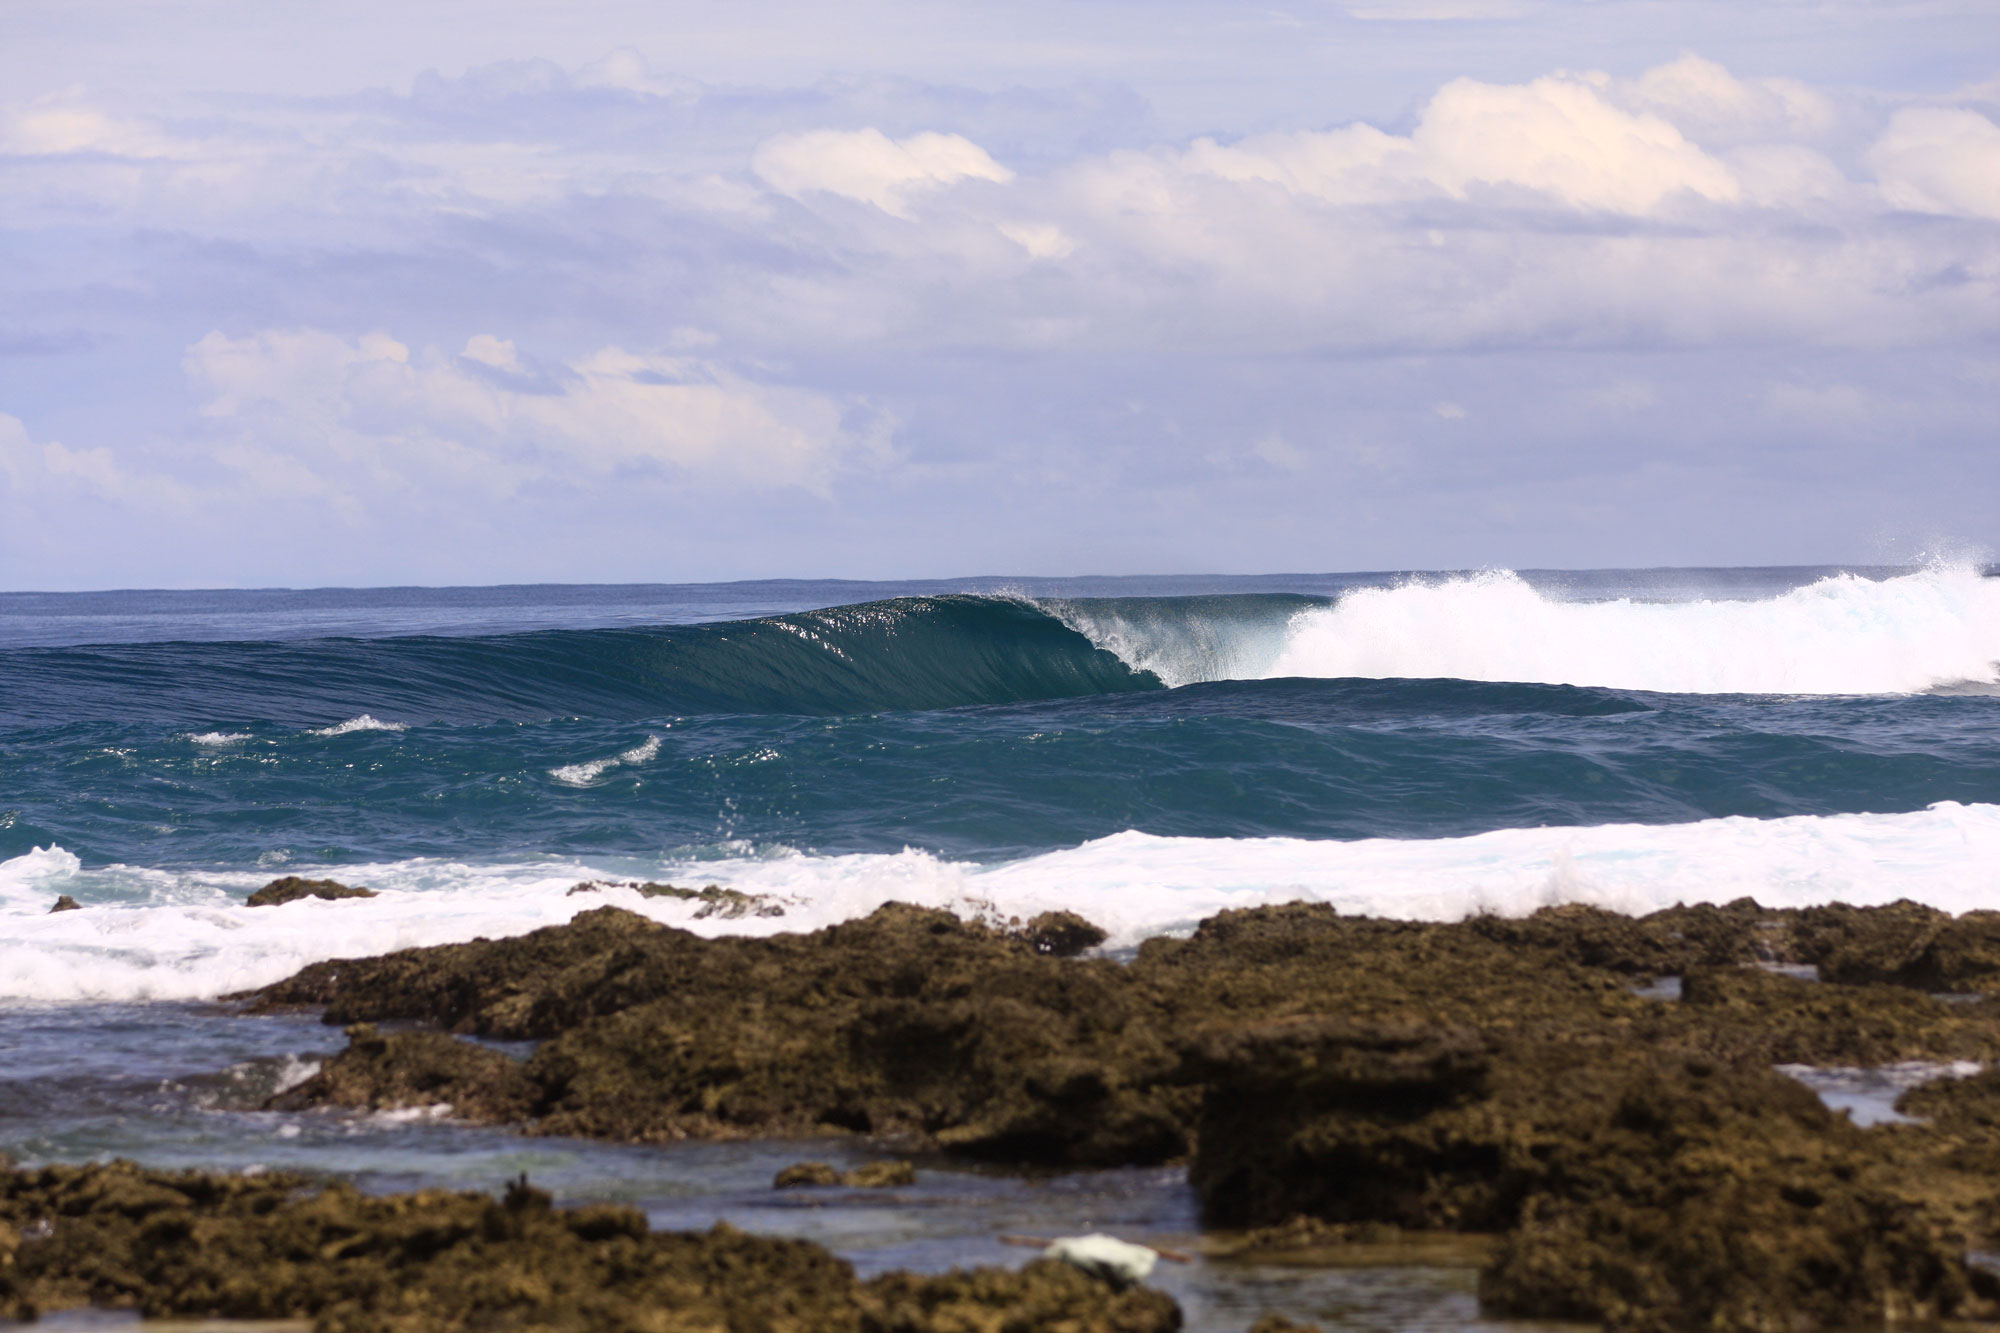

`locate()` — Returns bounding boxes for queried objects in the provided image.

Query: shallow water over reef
[0,1002,1576,1333]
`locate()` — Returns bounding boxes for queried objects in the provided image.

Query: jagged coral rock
[246,876,378,908]
[773,1161,916,1189]
[0,1161,1180,1331]
[238,897,2000,1330]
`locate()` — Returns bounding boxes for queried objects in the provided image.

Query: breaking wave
[1,566,1993,728]
[1055,564,2000,695]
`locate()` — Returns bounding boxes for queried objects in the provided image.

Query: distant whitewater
[1054,564,2000,695]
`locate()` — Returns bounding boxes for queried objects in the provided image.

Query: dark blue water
[2,572,1998,870]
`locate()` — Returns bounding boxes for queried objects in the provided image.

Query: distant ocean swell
[4,565,1997,729]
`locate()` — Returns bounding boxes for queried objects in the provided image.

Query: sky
[1,0,1996,588]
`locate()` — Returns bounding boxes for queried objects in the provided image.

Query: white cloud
[0,93,177,157]
[1422,73,1741,211]
[570,48,695,97]
[182,329,882,495]
[0,413,186,506]
[997,220,1078,258]
[461,335,526,373]
[1616,55,1836,145]
[1180,69,1740,215]
[1869,107,2000,219]
[753,128,1013,217]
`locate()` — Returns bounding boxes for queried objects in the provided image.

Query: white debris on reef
[1043,1234,1159,1287]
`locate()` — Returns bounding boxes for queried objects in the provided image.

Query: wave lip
[1064,565,2000,696]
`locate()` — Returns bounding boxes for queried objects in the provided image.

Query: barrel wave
[0,595,1158,727]
[6,566,1995,730]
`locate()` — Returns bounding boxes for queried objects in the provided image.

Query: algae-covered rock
[774,1161,843,1188]
[1465,899,1766,975]
[255,904,1188,1166]
[48,895,80,913]
[251,898,2000,1170]
[1477,1060,1976,1331]
[246,876,378,908]
[844,1160,917,1188]
[0,1160,1181,1331]
[774,1160,917,1189]
[1798,900,2000,994]
[234,895,2000,1331]
[1189,1017,1992,1329]
[1184,1018,1506,1230]
[566,878,785,919]
[267,1024,537,1122]
[1023,910,1108,957]
[857,1257,1180,1332]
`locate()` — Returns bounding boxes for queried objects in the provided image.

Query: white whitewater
[6,800,1999,1002]
[1063,565,2000,695]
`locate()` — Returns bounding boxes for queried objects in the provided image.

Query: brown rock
[774,1162,843,1188]
[229,895,2000,1332]
[252,904,1184,1166]
[0,1160,1180,1330]
[1798,900,2000,993]
[266,1024,537,1122]
[565,879,784,918]
[245,876,378,908]
[48,895,81,913]
[842,1160,917,1188]
[1023,910,1108,957]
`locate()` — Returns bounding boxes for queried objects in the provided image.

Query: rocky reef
[773,1160,918,1188]
[240,895,2000,1330]
[0,1158,1179,1331]
[246,877,379,908]
[253,901,1189,1164]
[565,879,787,919]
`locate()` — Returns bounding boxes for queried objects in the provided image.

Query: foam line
[5,801,1999,1003]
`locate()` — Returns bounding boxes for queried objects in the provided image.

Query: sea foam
[5,800,1999,1003]
[1066,565,2000,695]
[550,735,662,786]
[309,715,409,737]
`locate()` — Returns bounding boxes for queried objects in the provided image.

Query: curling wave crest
[6,800,2000,1002]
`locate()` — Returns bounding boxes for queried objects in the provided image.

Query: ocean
[4,563,1999,1329]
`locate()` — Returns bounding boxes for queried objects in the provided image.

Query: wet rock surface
[241,895,2000,1330]
[251,903,1191,1165]
[246,877,379,908]
[774,1160,918,1189]
[566,879,786,919]
[0,1159,1180,1331]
